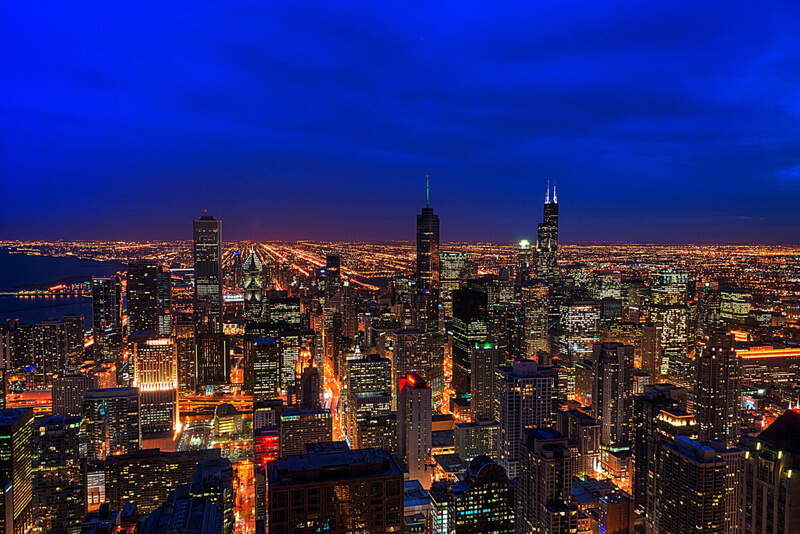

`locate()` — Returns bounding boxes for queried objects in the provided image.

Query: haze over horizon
[2,2,799,243]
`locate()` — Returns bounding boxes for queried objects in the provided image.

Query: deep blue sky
[2,2,799,243]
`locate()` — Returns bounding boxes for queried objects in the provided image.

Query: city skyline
[3,3,800,243]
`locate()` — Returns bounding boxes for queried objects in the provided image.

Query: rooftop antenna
[553,182,557,203]
[426,174,430,208]
[546,180,550,204]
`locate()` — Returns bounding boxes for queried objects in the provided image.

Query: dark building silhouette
[193,214,223,334]
[415,184,440,332]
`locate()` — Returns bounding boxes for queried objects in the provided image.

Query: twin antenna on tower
[545,181,558,204]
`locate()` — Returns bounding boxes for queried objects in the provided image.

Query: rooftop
[268,447,404,487]
[757,409,800,456]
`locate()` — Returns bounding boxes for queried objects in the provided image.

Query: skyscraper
[535,182,559,284]
[521,281,550,357]
[278,408,333,456]
[62,313,85,369]
[451,288,489,396]
[471,343,501,421]
[193,214,223,334]
[127,261,172,337]
[440,252,476,318]
[415,181,440,332]
[742,410,800,534]
[497,359,554,479]
[0,408,34,534]
[92,276,122,332]
[249,335,281,403]
[656,437,743,534]
[267,444,404,533]
[516,427,578,534]
[32,415,85,534]
[83,387,141,460]
[695,331,741,447]
[649,270,691,385]
[346,354,392,447]
[243,250,264,324]
[398,373,433,488]
[591,342,634,448]
[132,336,178,437]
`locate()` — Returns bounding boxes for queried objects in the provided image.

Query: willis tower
[414,176,440,332]
[536,182,558,284]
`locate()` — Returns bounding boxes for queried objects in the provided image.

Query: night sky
[2,2,799,243]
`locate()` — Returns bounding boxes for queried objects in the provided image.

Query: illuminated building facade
[52,373,97,417]
[521,281,550,357]
[267,445,404,533]
[517,239,534,285]
[471,343,501,421]
[190,457,235,534]
[454,419,499,462]
[32,415,85,534]
[83,387,141,460]
[254,426,279,468]
[742,410,800,534]
[695,331,741,446]
[516,427,578,534]
[398,373,433,488]
[193,215,223,334]
[279,408,333,456]
[243,250,265,324]
[558,408,600,476]
[656,437,743,534]
[497,360,553,479]
[249,335,281,403]
[358,414,398,454]
[720,289,751,324]
[103,448,219,514]
[0,408,34,534]
[641,322,663,382]
[346,354,392,447]
[62,313,85,369]
[440,252,475,318]
[195,333,230,387]
[133,336,178,436]
[591,342,634,448]
[649,270,691,385]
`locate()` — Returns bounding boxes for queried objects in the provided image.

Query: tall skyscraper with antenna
[415,175,440,332]
[536,181,559,284]
[193,213,223,334]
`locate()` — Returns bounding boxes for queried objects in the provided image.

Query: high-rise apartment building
[63,313,85,369]
[398,373,433,488]
[656,437,743,534]
[557,408,601,477]
[0,408,34,534]
[243,251,265,324]
[591,342,634,448]
[32,415,85,534]
[346,354,392,447]
[52,373,96,417]
[83,387,141,460]
[695,331,741,447]
[132,336,178,436]
[193,215,223,334]
[497,359,553,479]
[516,427,578,534]
[415,193,440,332]
[471,343,501,421]
[190,457,235,534]
[521,281,550,357]
[641,322,663,382]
